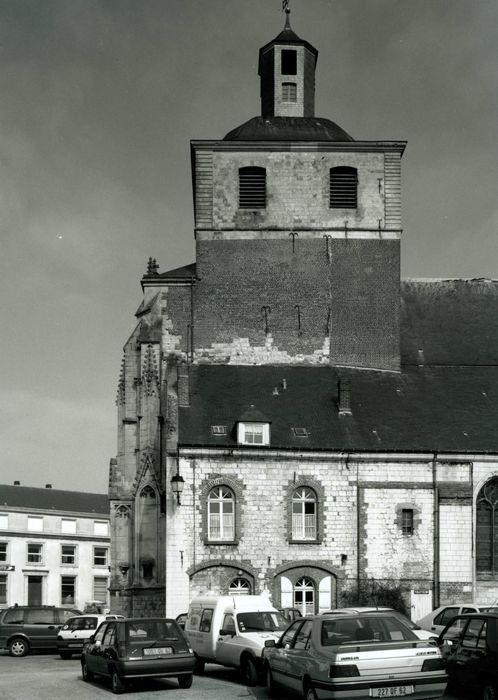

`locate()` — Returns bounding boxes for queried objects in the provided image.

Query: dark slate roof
[401,279,498,366]
[224,116,353,142]
[143,263,196,282]
[0,485,109,515]
[179,365,498,454]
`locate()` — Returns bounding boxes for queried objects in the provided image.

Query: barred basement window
[238,167,266,209]
[329,166,358,208]
[282,82,297,102]
[401,509,414,535]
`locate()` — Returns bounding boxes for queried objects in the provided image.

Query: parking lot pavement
[0,650,464,699]
[0,651,255,700]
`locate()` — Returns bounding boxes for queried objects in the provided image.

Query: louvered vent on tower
[329,166,358,208]
[238,166,266,209]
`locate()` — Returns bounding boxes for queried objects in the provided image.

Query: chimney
[338,379,352,416]
[178,363,190,407]
[13,480,20,485]
[45,484,52,489]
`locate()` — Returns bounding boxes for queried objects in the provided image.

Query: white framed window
[229,577,251,595]
[93,547,108,567]
[237,422,270,446]
[282,82,297,102]
[61,575,76,605]
[61,544,76,565]
[0,574,6,605]
[0,514,8,529]
[207,486,234,541]
[61,518,76,534]
[93,520,109,537]
[294,576,315,616]
[292,487,317,540]
[93,576,109,604]
[27,543,43,564]
[0,542,7,562]
[27,516,43,532]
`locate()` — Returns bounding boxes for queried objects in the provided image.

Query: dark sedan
[81,617,195,694]
[438,611,498,700]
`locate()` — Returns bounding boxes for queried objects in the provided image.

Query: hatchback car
[57,613,124,658]
[437,612,498,700]
[324,607,437,641]
[263,612,447,699]
[81,617,195,694]
[416,603,498,636]
[0,605,81,656]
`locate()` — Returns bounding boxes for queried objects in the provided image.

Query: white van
[185,595,288,685]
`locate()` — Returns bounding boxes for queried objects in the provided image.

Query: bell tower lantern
[258,9,318,118]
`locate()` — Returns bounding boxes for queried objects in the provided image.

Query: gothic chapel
[109,13,498,619]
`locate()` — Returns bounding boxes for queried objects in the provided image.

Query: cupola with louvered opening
[329,166,358,208]
[238,166,266,208]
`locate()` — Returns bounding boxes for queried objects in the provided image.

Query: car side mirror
[264,639,276,648]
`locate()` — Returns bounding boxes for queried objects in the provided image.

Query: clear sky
[1,0,496,494]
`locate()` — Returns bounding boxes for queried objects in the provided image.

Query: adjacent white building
[0,483,110,612]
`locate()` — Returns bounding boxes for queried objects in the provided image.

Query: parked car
[323,606,438,641]
[81,617,195,694]
[0,605,81,657]
[417,603,498,636]
[279,607,303,622]
[57,613,124,658]
[437,612,498,699]
[185,594,288,685]
[263,612,447,700]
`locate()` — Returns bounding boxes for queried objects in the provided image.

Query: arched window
[239,167,266,209]
[229,577,251,595]
[329,166,358,209]
[294,576,315,616]
[476,478,498,574]
[208,486,235,541]
[292,487,317,540]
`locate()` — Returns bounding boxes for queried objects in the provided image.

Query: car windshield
[236,611,288,632]
[123,620,189,656]
[321,616,416,646]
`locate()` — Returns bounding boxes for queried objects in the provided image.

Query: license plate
[143,647,173,656]
[370,687,414,698]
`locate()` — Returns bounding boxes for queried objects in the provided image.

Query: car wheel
[304,682,318,700]
[482,682,496,700]
[266,664,277,696]
[81,659,94,682]
[111,667,126,694]
[59,651,72,660]
[241,655,258,687]
[193,654,205,674]
[178,674,193,689]
[9,637,29,657]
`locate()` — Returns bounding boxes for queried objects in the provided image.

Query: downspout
[432,452,440,609]
[471,461,475,603]
[192,459,196,569]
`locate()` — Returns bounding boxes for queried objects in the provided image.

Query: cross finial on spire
[282,0,291,29]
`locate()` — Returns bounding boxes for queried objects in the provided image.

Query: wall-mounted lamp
[171,473,185,505]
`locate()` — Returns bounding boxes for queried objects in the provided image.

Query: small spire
[282,0,291,28]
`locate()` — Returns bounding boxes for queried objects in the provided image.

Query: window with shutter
[329,166,358,208]
[239,167,266,209]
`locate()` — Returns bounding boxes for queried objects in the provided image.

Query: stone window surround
[272,560,344,610]
[199,474,245,546]
[27,542,43,564]
[286,475,325,544]
[61,543,77,566]
[187,559,258,595]
[394,503,421,536]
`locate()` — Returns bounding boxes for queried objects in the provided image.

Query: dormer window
[238,167,266,209]
[237,422,270,446]
[329,166,358,208]
[281,49,297,75]
[282,82,297,102]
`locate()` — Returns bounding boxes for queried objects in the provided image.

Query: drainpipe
[471,461,475,603]
[432,453,440,609]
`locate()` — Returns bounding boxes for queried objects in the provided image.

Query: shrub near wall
[340,578,408,617]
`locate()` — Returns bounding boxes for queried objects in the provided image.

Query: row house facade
[108,13,498,621]
[0,483,110,611]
